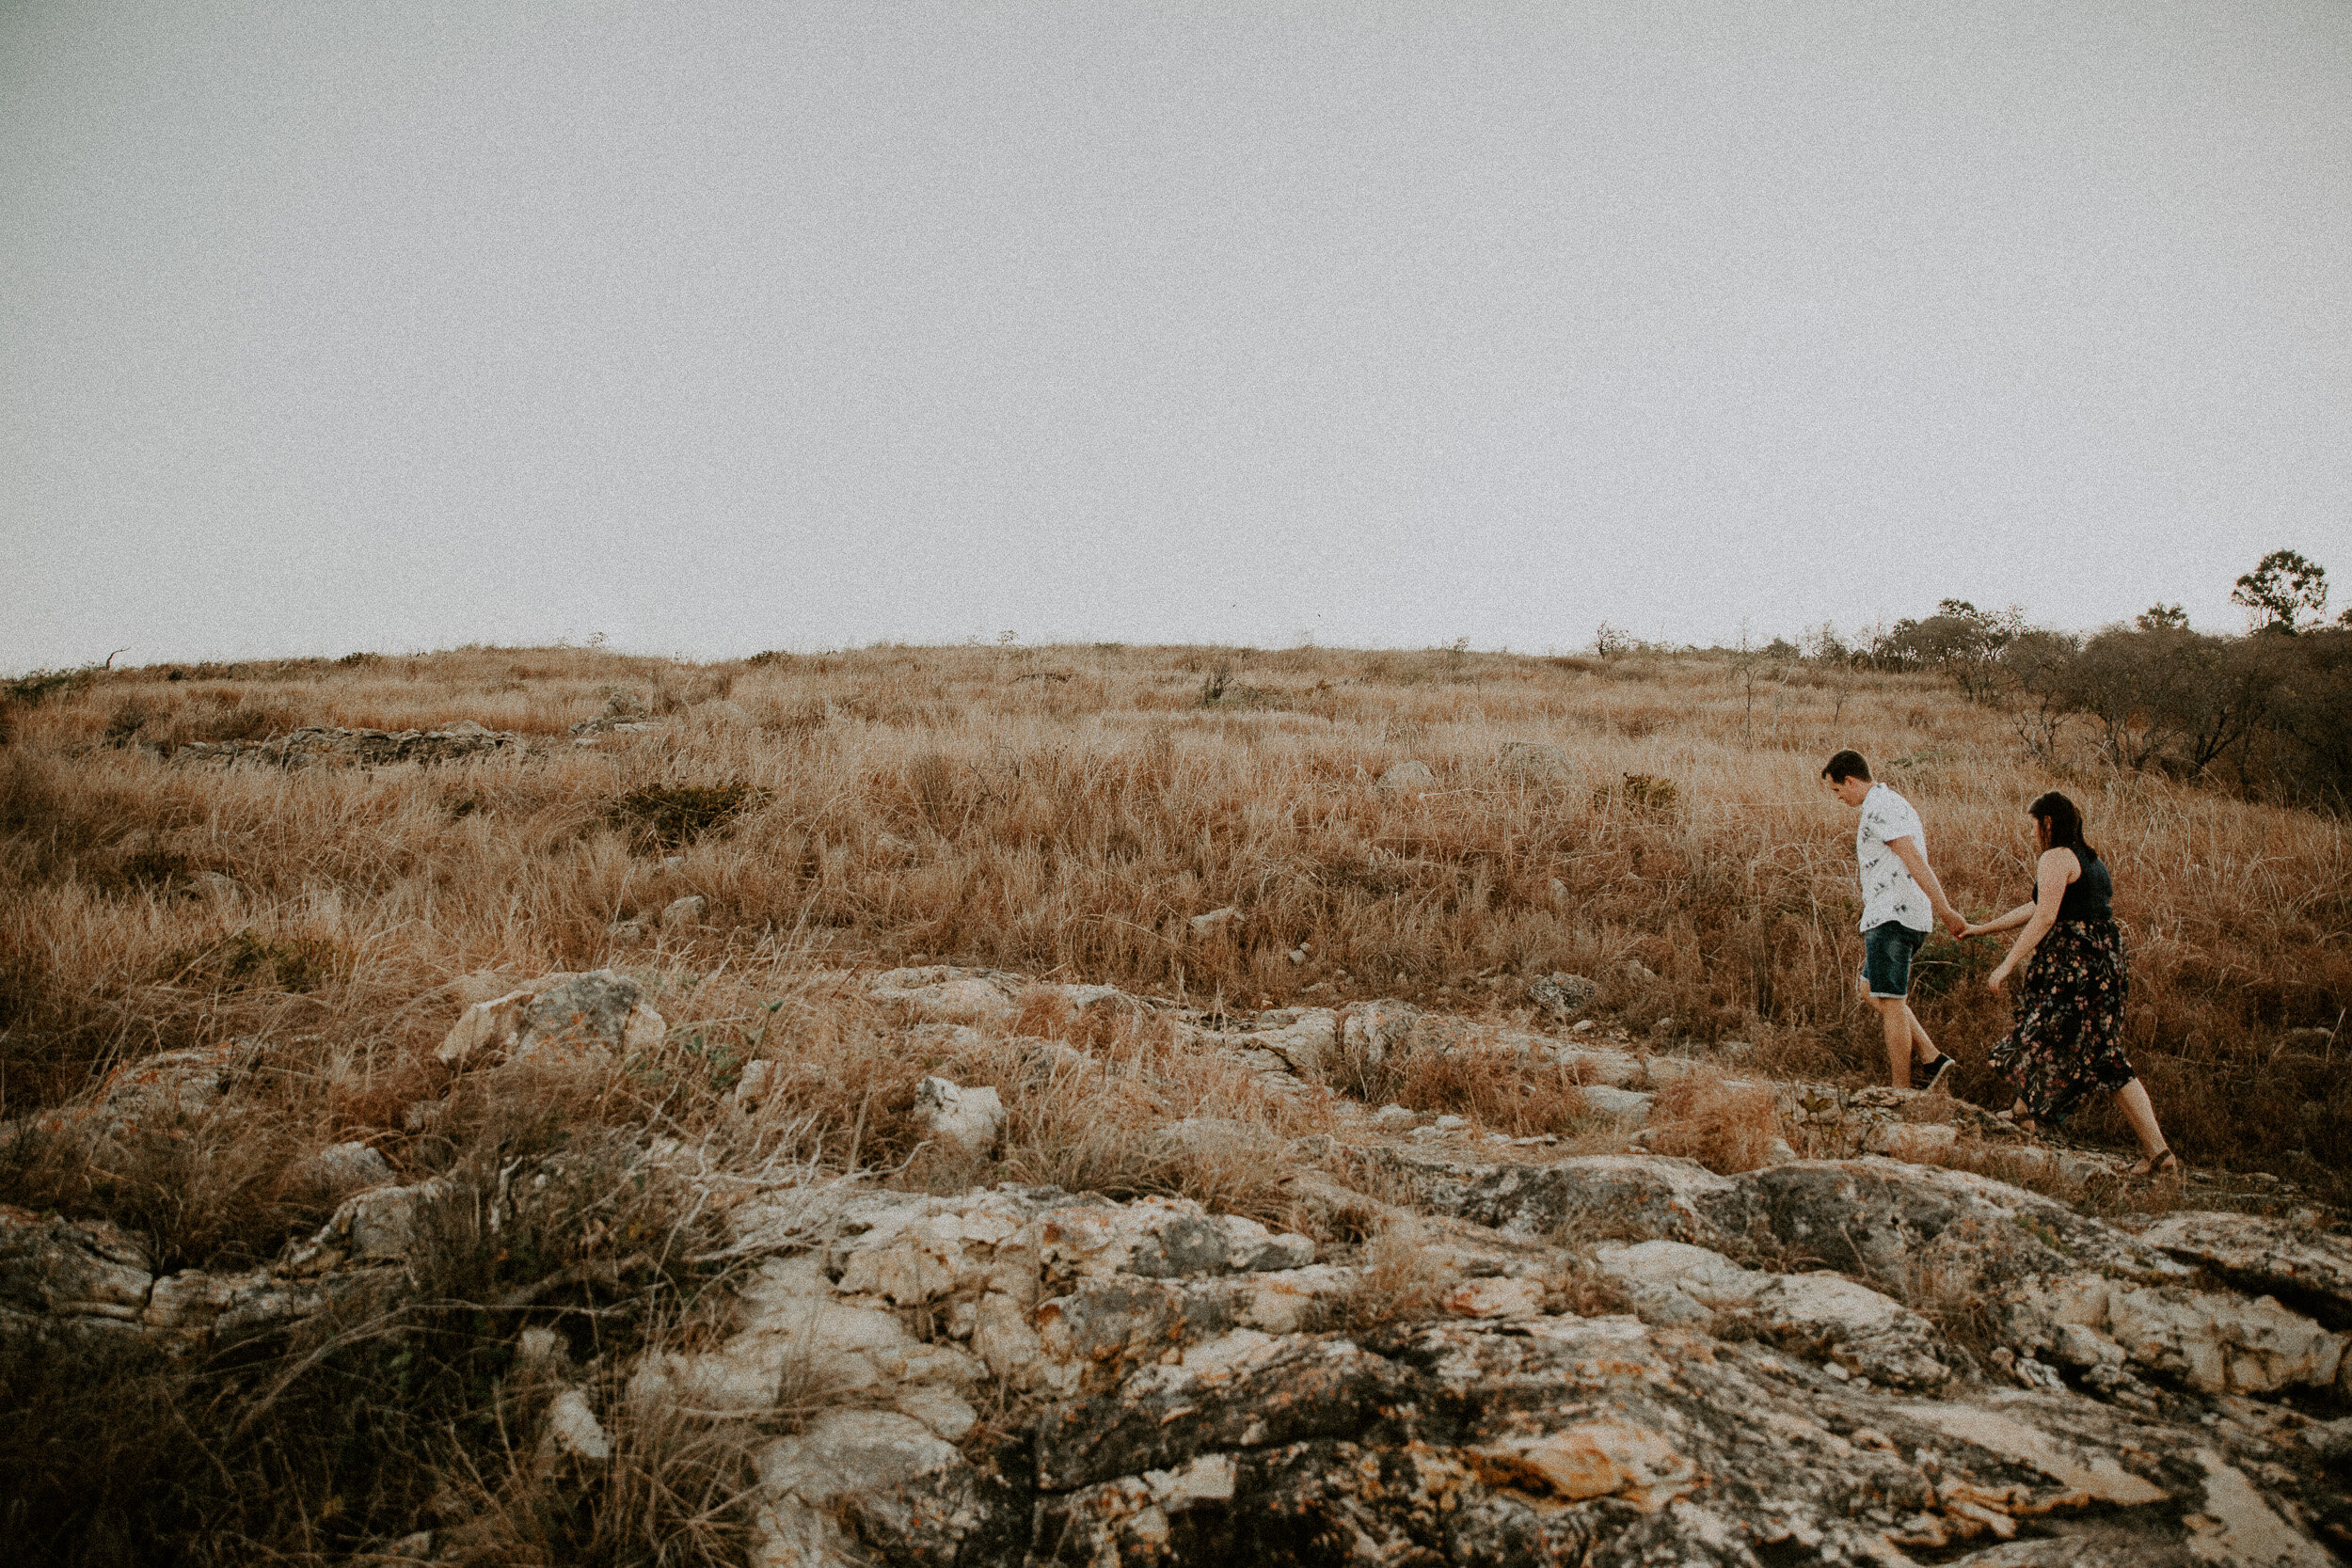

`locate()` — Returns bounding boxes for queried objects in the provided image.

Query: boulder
[1593,1239,1950,1387]
[437,971,665,1070]
[1220,1009,1337,1078]
[1580,1085,1654,1124]
[513,971,665,1069]
[1375,759,1436,792]
[1343,999,1421,1066]
[754,1409,973,1567]
[1740,1158,2185,1293]
[437,989,533,1067]
[1498,741,1573,782]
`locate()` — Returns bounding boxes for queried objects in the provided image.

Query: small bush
[607,783,770,850]
[1605,773,1680,812]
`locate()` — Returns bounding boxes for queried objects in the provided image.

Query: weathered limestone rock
[0,1206,152,1334]
[1580,1085,1654,1123]
[1375,759,1436,791]
[513,972,665,1069]
[11,1040,257,1144]
[2140,1211,2352,1326]
[866,965,1022,1024]
[1343,998,1422,1066]
[437,971,665,1070]
[1741,1158,2186,1292]
[1187,906,1241,937]
[1866,1120,1959,1164]
[294,1141,396,1196]
[2005,1272,2346,1396]
[1215,1009,1337,1081]
[1531,971,1598,1022]
[658,894,707,931]
[1498,741,1573,782]
[280,1179,453,1275]
[913,1076,1005,1158]
[753,1409,974,1568]
[1385,1150,1754,1244]
[543,1387,612,1461]
[1594,1239,1951,1387]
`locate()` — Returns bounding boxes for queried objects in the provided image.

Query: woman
[1963,791,2178,1176]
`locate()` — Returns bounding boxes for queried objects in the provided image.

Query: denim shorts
[1861,921,1928,999]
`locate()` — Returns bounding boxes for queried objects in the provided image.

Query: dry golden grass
[1640,1075,1793,1175]
[4,639,2347,1196]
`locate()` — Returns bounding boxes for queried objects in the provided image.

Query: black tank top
[2050,847,2112,923]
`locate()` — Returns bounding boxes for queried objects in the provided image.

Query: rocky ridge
[6,964,2351,1565]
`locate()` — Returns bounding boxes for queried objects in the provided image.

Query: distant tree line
[1852,550,2352,810]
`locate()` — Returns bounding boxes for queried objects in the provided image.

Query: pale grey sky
[6,1,2349,669]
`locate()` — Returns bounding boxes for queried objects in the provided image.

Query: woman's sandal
[2126,1147,2181,1180]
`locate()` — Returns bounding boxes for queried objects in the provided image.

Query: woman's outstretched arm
[1963,902,2037,938]
[1987,850,2075,992]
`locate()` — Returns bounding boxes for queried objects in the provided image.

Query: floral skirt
[1990,917,2136,1127]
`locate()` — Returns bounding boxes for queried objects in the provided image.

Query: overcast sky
[6,1,2349,670]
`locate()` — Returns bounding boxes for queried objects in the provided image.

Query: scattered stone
[867,965,1022,1024]
[1580,1085,1654,1123]
[544,1387,612,1461]
[913,1077,1005,1158]
[297,1142,395,1196]
[1371,1103,1417,1129]
[1188,906,1240,936]
[1530,972,1597,1022]
[659,894,707,931]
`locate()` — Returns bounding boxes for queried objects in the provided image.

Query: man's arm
[1885,834,1965,936]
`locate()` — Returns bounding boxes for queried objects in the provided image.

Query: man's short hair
[1821,749,1870,783]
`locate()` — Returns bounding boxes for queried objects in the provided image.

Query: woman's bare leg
[2116,1079,2169,1163]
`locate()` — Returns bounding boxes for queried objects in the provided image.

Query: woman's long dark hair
[2028,790,2095,860]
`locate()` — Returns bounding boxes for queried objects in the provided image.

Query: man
[1821,749,1967,1090]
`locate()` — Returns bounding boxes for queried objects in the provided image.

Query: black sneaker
[1918,1054,1955,1094]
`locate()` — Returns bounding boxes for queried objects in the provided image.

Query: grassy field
[5,639,2349,1562]
[4,640,2346,1187]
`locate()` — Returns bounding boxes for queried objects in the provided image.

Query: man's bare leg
[1874,996,1947,1090]
[1875,997,1915,1088]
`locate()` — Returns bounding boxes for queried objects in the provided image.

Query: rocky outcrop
[174,722,519,768]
